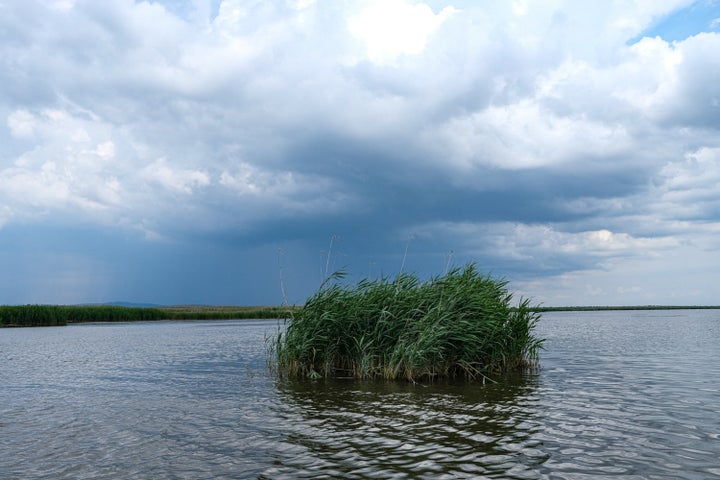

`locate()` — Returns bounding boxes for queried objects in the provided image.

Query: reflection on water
[268,376,545,479]
[1,312,720,479]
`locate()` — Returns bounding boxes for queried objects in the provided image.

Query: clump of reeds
[271,264,544,382]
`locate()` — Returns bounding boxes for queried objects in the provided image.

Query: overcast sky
[1,0,719,306]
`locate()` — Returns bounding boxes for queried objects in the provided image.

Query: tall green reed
[271,263,544,382]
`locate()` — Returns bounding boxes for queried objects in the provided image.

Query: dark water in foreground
[1,311,719,479]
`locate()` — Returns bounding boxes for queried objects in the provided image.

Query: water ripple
[2,313,720,479]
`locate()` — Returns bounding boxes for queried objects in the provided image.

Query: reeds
[0,305,69,327]
[0,304,295,327]
[0,305,170,327]
[271,264,544,382]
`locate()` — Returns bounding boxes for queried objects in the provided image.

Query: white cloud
[1,105,199,229]
[512,1,528,16]
[1,107,128,220]
[290,0,316,10]
[7,110,37,138]
[649,147,720,222]
[142,158,210,194]
[348,0,457,65]
[657,147,720,192]
[219,164,355,217]
[93,141,116,159]
[51,0,77,12]
[220,162,298,196]
[535,36,683,121]
[513,241,719,306]
[0,167,72,209]
[415,221,680,266]
[434,101,633,170]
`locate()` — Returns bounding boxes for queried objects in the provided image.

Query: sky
[1,0,720,307]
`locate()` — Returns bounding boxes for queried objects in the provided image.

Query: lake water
[1,310,719,479]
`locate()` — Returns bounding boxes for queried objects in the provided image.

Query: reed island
[271,264,544,382]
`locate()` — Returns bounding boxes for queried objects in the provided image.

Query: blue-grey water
[1,310,719,479]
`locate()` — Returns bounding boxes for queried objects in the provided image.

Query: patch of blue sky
[629,0,720,44]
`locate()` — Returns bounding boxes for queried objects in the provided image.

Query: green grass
[270,264,544,382]
[0,304,296,327]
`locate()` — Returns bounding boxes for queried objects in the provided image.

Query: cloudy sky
[1,0,719,306]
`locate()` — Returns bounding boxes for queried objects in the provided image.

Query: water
[1,311,719,479]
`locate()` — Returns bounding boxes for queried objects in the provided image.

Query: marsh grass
[271,264,544,382]
[0,305,172,327]
[0,304,295,327]
[0,305,69,327]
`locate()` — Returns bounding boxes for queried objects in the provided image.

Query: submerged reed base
[271,264,544,382]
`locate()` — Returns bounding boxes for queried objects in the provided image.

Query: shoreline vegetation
[1,302,718,328]
[271,265,545,382]
[0,305,295,328]
[535,305,720,311]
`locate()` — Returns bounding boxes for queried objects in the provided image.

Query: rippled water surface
[2,311,719,479]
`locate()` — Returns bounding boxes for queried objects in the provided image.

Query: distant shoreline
[533,305,720,312]
[0,305,298,328]
[2,304,719,328]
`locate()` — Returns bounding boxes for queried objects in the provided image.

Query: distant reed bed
[271,264,544,382]
[0,305,294,327]
[0,305,168,327]
[158,305,296,320]
[0,305,66,327]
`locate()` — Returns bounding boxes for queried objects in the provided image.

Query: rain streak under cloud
[1,0,720,306]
